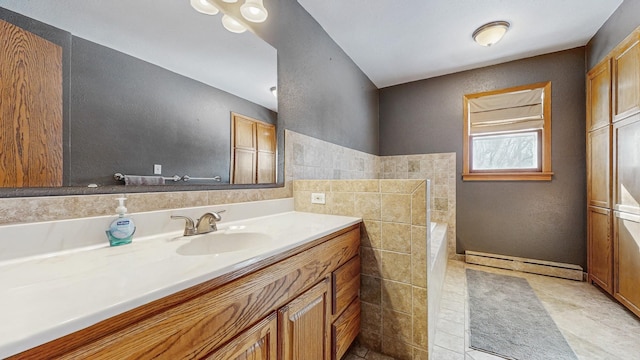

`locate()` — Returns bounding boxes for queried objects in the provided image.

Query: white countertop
[0,210,361,358]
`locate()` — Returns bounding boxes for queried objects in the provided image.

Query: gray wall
[254,0,379,155]
[69,37,276,186]
[587,0,640,70]
[379,48,587,267]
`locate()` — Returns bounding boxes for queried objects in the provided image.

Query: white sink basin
[176,231,274,256]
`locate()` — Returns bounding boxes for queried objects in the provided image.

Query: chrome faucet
[196,210,226,234]
[171,210,225,236]
[170,215,197,236]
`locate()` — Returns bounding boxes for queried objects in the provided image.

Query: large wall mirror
[0,0,281,197]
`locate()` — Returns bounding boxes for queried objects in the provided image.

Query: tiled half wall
[294,179,429,359]
[286,130,456,258]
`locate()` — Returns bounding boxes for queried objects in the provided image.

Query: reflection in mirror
[0,0,279,194]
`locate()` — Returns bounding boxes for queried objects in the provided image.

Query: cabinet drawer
[332,255,360,316]
[331,298,360,360]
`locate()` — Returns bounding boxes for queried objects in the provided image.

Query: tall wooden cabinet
[230,113,276,184]
[587,58,614,294]
[587,26,640,318]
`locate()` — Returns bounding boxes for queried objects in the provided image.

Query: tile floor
[346,260,640,360]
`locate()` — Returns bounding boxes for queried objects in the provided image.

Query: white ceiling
[0,0,278,111]
[297,0,623,88]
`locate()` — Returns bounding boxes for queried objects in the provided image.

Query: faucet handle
[171,215,197,236]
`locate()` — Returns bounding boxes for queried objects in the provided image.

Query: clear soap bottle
[106,197,136,246]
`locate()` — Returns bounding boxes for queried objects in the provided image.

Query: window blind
[469,88,544,134]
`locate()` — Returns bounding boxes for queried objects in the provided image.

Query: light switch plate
[154,164,162,175]
[311,192,326,204]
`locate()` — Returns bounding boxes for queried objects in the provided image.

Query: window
[462,82,553,181]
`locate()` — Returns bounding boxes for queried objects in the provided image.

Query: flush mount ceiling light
[190,0,219,15]
[473,21,510,47]
[222,14,247,33]
[241,0,268,23]
[191,0,269,34]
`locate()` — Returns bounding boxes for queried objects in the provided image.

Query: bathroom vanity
[0,203,361,360]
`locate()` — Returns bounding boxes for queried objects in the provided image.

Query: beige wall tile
[381,279,413,314]
[381,194,411,223]
[412,226,428,288]
[328,192,355,216]
[413,286,428,348]
[361,247,382,278]
[331,180,380,192]
[434,198,448,211]
[361,301,382,334]
[383,308,413,344]
[354,192,381,220]
[361,221,382,248]
[380,180,423,194]
[361,275,382,305]
[381,222,411,253]
[293,180,331,192]
[412,253,427,288]
[358,331,382,353]
[381,251,411,283]
[413,348,429,360]
[411,183,427,226]
[381,337,414,360]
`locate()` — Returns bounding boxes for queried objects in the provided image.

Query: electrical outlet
[311,192,326,204]
[154,164,162,175]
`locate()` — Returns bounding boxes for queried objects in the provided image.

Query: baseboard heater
[464,250,584,281]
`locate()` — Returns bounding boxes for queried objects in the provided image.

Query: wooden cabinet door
[0,19,63,187]
[278,278,331,360]
[230,113,276,184]
[614,211,640,317]
[256,123,276,184]
[612,114,640,215]
[588,206,613,294]
[613,34,640,121]
[587,59,611,131]
[204,313,277,360]
[587,126,611,208]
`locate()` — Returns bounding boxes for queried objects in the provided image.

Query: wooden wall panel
[0,19,63,187]
[613,36,640,121]
[587,206,613,294]
[586,59,611,131]
[586,126,611,208]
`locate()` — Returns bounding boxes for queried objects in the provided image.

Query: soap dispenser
[106,197,136,246]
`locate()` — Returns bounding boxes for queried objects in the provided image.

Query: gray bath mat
[466,269,578,360]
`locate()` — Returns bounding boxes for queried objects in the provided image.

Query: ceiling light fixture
[190,0,219,15]
[191,0,269,34]
[473,21,510,47]
[241,0,268,23]
[222,14,247,33]
[270,86,277,97]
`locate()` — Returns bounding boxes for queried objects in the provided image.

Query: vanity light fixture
[270,86,277,97]
[241,0,268,23]
[473,21,510,47]
[222,14,247,33]
[190,0,220,15]
[191,0,269,33]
